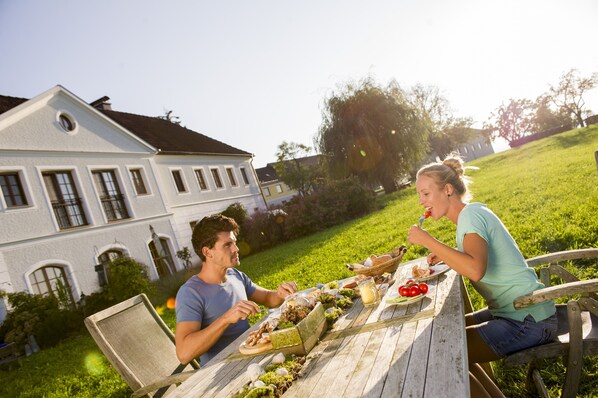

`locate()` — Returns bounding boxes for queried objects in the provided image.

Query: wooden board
[238,341,273,355]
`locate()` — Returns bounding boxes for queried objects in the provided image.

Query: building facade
[0,86,266,321]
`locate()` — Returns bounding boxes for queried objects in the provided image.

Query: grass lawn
[1,125,597,397]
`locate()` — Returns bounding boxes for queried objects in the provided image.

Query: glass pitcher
[358,277,380,306]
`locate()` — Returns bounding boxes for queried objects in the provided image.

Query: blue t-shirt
[175,268,257,364]
[456,203,555,322]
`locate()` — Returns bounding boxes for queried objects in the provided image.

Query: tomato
[399,286,411,297]
[405,279,415,286]
[409,285,421,297]
[418,283,429,294]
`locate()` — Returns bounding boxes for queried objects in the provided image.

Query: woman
[407,154,557,398]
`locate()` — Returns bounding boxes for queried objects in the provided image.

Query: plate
[239,340,273,355]
[385,293,425,306]
[412,263,450,282]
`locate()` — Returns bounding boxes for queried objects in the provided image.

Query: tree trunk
[381,178,397,194]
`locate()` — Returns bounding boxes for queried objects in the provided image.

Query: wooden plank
[212,354,273,398]
[361,323,404,397]
[343,327,387,398]
[400,317,433,397]
[283,336,346,397]
[380,320,418,398]
[323,331,374,397]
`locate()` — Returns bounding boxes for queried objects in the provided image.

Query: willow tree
[316,78,429,193]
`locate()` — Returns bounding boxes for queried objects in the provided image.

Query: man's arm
[250,281,297,308]
[175,299,260,364]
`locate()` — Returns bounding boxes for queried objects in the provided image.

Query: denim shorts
[472,308,558,357]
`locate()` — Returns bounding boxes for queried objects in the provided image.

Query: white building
[0,85,266,321]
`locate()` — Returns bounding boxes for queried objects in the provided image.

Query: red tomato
[409,285,421,297]
[418,283,429,294]
[399,286,410,297]
[405,279,415,286]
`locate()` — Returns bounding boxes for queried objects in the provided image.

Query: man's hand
[276,281,298,300]
[223,300,260,323]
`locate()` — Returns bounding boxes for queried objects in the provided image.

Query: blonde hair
[416,153,474,201]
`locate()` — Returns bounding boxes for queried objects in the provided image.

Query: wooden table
[170,257,470,397]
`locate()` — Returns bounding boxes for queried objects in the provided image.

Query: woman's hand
[407,224,431,247]
[427,253,441,265]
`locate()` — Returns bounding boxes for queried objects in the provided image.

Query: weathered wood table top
[170,257,470,398]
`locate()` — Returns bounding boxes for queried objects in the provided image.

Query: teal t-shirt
[456,203,555,322]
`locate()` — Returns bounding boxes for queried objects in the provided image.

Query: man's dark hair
[192,214,240,261]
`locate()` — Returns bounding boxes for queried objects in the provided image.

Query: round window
[58,113,76,132]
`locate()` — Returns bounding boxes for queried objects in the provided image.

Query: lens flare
[238,241,251,256]
[84,352,105,375]
[360,150,367,157]
[166,297,176,309]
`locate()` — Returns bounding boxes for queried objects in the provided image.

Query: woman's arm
[408,226,488,282]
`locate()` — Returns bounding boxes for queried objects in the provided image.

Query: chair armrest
[525,248,598,267]
[131,370,197,398]
[513,279,598,309]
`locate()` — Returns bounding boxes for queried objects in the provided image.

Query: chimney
[90,96,112,111]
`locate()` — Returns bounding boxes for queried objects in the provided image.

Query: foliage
[531,95,574,133]
[317,77,428,193]
[283,176,375,239]
[2,125,598,397]
[104,257,155,303]
[240,209,287,255]
[175,246,192,269]
[485,98,537,143]
[407,84,477,158]
[0,291,83,351]
[221,202,249,227]
[0,335,130,398]
[274,141,323,197]
[547,68,598,127]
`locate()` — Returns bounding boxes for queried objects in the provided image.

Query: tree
[531,95,574,132]
[274,142,322,197]
[316,78,428,193]
[546,69,597,127]
[484,98,536,143]
[407,84,476,158]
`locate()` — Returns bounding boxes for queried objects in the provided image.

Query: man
[175,214,297,365]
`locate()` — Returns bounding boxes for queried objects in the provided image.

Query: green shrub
[240,209,287,255]
[104,257,154,302]
[222,202,248,227]
[283,176,374,239]
[0,291,84,351]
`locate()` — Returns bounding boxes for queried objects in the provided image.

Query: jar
[358,277,380,306]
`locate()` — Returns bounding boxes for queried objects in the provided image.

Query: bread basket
[348,245,407,277]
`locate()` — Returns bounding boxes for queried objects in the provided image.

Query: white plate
[412,263,450,282]
[385,293,426,306]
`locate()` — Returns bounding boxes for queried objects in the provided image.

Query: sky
[1,0,597,168]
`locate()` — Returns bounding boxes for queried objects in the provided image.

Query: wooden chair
[84,294,199,398]
[504,248,598,398]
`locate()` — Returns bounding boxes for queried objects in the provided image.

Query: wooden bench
[0,343,19,366]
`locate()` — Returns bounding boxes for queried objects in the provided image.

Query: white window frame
[264,187,271,197]
[239,167,250,185]
[226,167,238,187]
[169,167,189,194]
[0,166,35,212]
[193,167,209,191]
[88,166,134,223]
[36,165,94,230]
[210,167,224,190]
[127,165,152,196]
